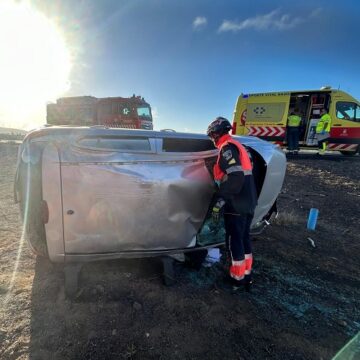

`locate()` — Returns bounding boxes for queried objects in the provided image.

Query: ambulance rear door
[245,92,290,143]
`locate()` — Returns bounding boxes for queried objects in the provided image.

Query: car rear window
[162,138,215,152]
[77,136,151,151]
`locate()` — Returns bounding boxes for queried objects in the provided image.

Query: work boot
[217,275,248,294]
[244,280,253,292]
[244,274,253,292]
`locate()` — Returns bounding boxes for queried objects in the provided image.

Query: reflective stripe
[213,134,253,182]
[327,143,358,151]
[245,262,252,272]
[232,260,245,266]
[226,166,253,175]
[230,259,246,280]
[245,253,253,273]
[230,273,245,281]
[226,165,243,174]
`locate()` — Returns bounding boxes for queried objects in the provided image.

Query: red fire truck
[46,95,153,130]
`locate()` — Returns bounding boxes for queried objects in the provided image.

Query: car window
[162,138,215,152]
[77,136,151,151]
[336,102,360,122]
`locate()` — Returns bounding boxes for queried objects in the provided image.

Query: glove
[212,199,225,222]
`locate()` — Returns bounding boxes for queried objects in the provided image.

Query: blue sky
[31,0,360,132]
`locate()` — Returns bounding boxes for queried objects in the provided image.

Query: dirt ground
[0,143,359,360]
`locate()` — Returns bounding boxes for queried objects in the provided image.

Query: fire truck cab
[47,95,153,130]
[232,87,360,155]
[97,96,153,129]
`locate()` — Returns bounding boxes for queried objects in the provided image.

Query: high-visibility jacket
[316,113,332,133]
[213,134,257,215]
[213,135,253,181]
[287,115,301,127]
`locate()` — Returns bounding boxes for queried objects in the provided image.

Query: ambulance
[232,87,360,155]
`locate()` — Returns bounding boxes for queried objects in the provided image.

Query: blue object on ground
[307,208,319,230]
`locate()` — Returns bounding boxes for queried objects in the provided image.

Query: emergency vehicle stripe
[108,124,137,129]
[327,143,358,151]
[247,126,286,137]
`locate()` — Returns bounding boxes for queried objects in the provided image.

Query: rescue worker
[316,109,332,155]
[287,110,302,154]
[207,117,258,291]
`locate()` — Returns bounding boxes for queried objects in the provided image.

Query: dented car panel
[60,159,214,254]
[15,127,286,263]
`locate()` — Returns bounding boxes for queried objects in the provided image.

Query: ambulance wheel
[341,145,359,156]
[340,150,357,156]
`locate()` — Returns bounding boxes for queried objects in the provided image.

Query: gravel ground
[0,143,359,360]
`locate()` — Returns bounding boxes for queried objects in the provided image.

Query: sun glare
[0,1,72,129]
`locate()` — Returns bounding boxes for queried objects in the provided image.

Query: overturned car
[15,127,286,269]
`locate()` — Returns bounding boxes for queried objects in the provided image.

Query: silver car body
[15,127,286,263]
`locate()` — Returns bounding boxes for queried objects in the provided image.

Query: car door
[330,101,360,151]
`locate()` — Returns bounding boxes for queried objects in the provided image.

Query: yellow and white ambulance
[232,87,360,155]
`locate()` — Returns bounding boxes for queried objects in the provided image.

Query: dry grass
[274,210,300,226]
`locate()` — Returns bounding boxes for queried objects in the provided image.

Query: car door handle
[67,210,74,215]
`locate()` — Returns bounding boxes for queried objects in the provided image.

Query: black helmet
[207,117,232,140]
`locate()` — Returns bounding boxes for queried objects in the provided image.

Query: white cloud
[193,16,207,31]
[218,8,321,33]
[309,8,322,18]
